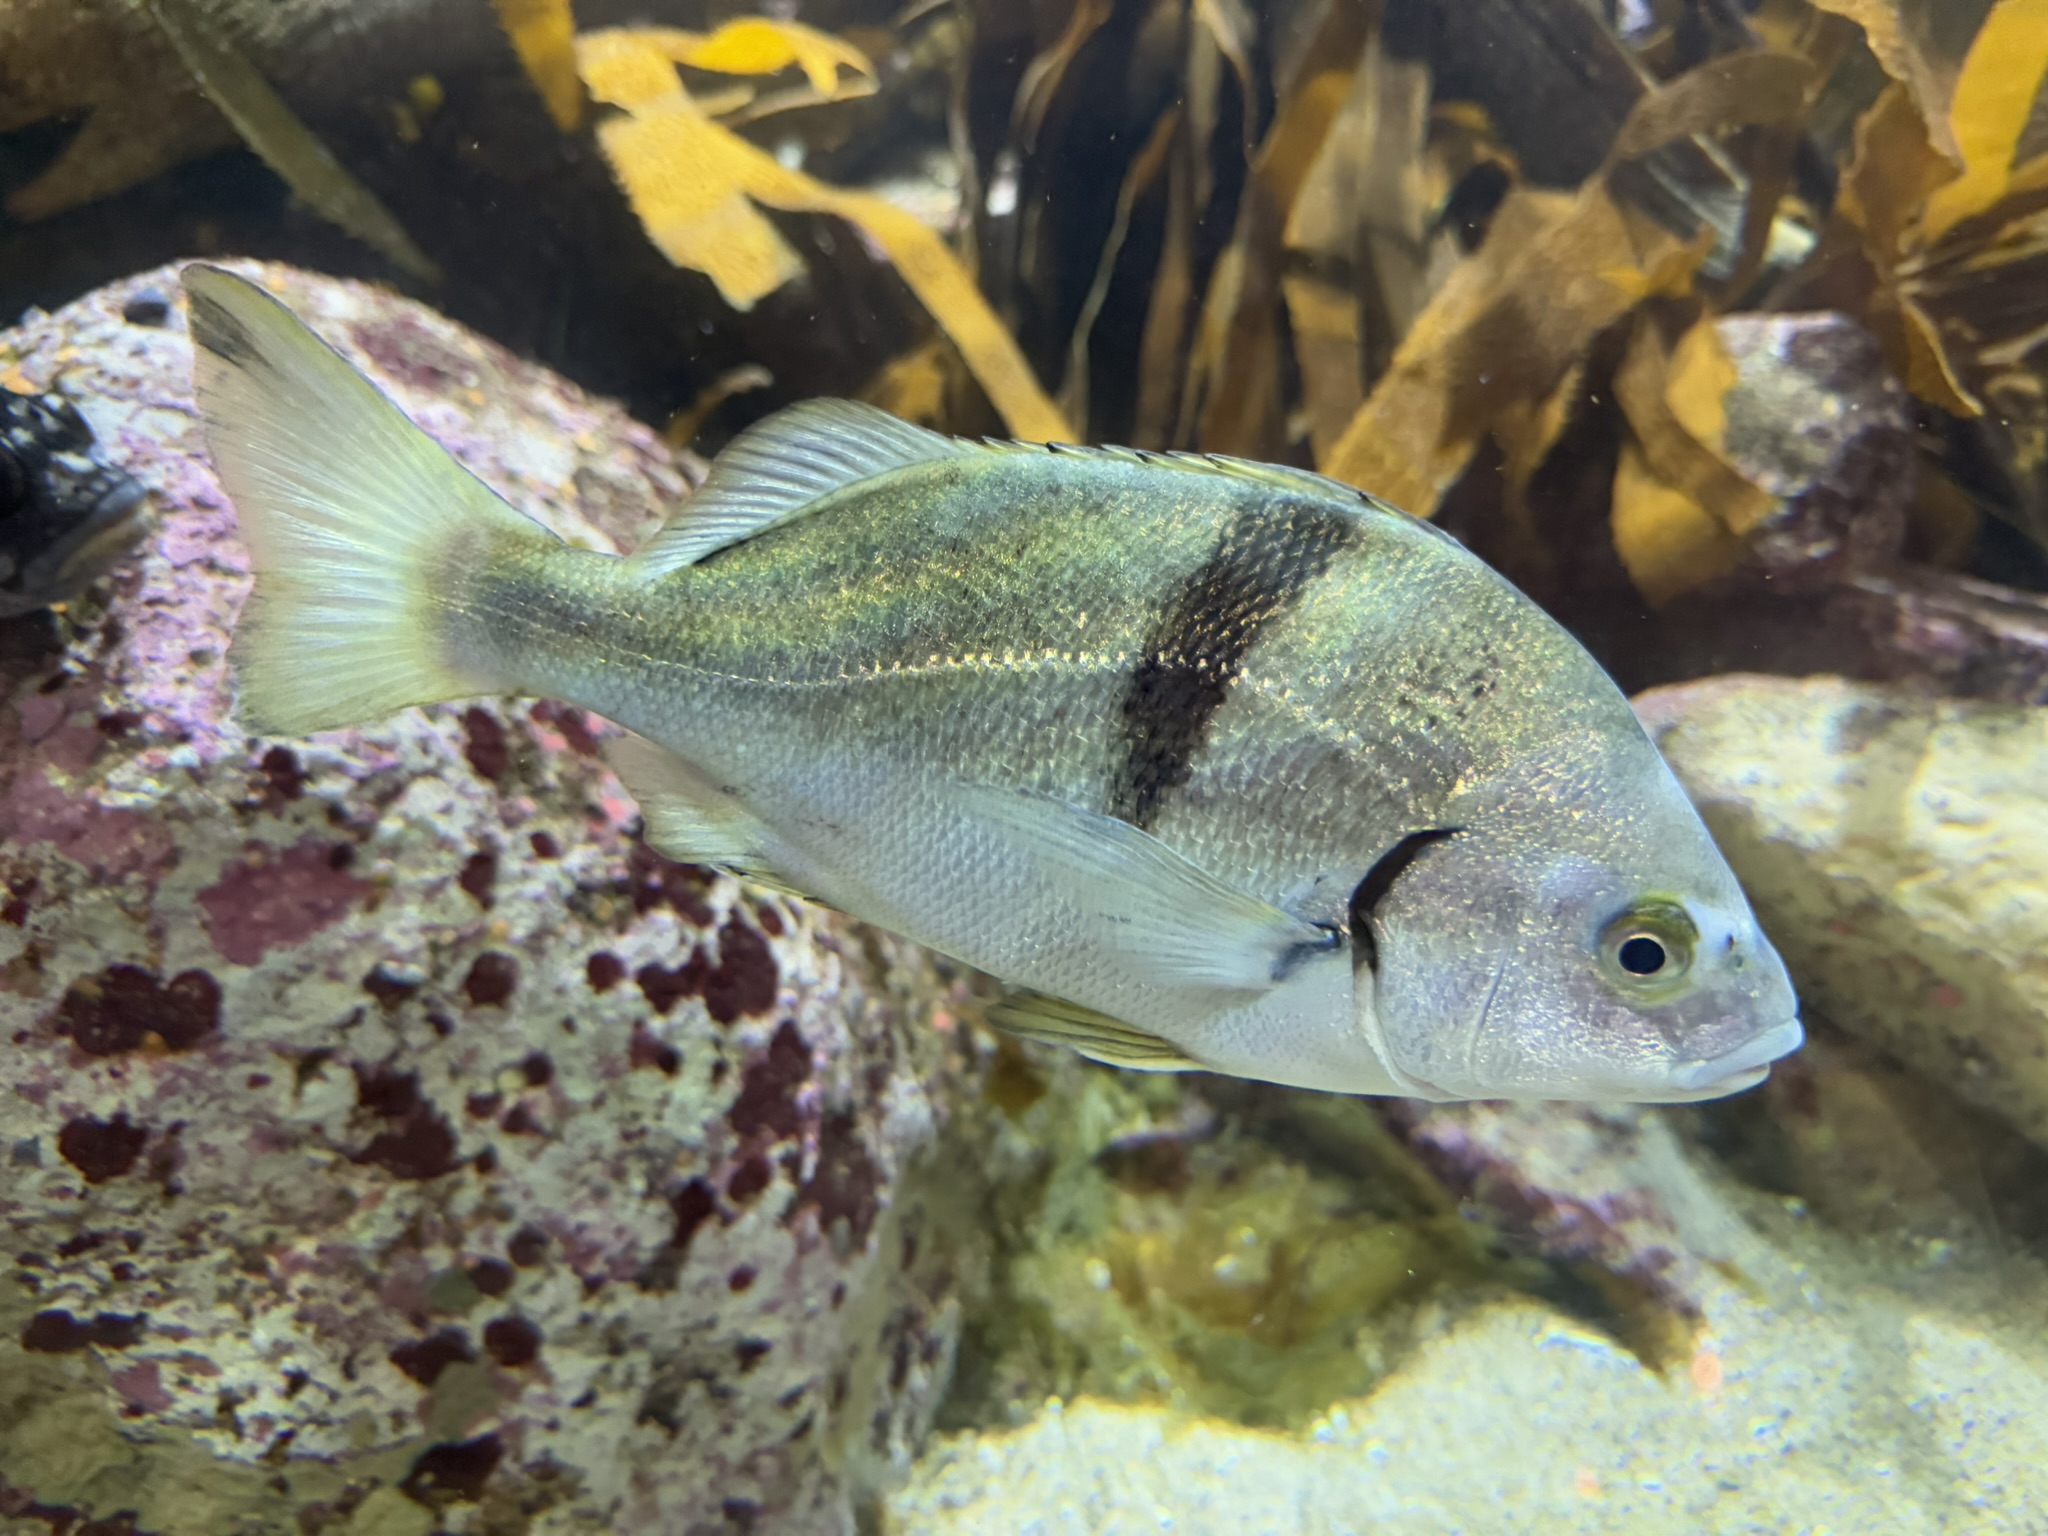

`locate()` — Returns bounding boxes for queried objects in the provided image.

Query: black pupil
[1618,935,1667,976]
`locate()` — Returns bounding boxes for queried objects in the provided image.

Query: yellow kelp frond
[588,18,879,119]
[1918,0,2048,239]
[575,26,1070,442]
[1807,0,1957,145]
[1321,50,1811,519]
[1611,317,1775,605]
[490,0,585,132]
[669,18,877,100]
[1611,438,1746,609]
[576,52,807,311]
[1830,0,2048,425]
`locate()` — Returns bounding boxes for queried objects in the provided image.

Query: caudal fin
[184,264,546,736]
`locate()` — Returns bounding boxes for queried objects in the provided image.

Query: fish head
[1352,729,1801,1103]
[0,389,153,617]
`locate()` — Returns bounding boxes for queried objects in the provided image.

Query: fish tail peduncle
[184,264,558,737]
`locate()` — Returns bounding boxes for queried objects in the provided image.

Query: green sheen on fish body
[181,264,1803,1104]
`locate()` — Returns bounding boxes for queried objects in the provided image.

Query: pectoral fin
[953,783,1339,997]
[987,991,1201,1072]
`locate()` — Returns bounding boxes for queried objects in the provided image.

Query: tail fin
[183,264,547,736]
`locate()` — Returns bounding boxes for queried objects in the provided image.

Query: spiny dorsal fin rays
[626,399,1416,579]
[989,437,1387,511]
[626,400,975,577]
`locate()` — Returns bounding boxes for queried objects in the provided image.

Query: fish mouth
[1668,1018,1805,1095]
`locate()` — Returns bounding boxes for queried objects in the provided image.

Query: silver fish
[183,264,1802,1102]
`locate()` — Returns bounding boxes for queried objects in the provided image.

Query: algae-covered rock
[927,1044,1497,1437]
[890,1109,2048,1535]
[0,263,975,1534]
[1637,673,2048,1151]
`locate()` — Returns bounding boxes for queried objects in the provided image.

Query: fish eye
[1618,935,1666,975]
[1599,901,1696,989]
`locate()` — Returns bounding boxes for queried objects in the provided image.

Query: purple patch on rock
[1,723,178,883]
[50,964,221,1055]
[483,1315,541,1367]
[728,1020,813,1143]
[348,312,477,394]
[401,1432,504,1504]
[468,1258,514,1297]
[458,849,497,908]
[196,838,372,965]
[350,1064,461,1181]
[529,699,600,757]
[112,1360,174,1416]
[461,707,509,781]
[669,1177,718,1254]
[56,1113,147,1183]
[625,842,714,923]
[356,1114,460,1180]
[463,952,518,1007]
[258,745,305,801]
[586,951,625,992]
[389,1327,475,1386]
[791,1110,883,1248]
[702,919,778,1025]
[727,1156,773,1204]
[635,956,703,1016]
[629,1022,681,1075]
[20,1309,145,1353]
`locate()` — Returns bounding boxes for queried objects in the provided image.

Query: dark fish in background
[0,387,151,617]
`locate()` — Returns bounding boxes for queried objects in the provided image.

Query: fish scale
[463,447,1579,918]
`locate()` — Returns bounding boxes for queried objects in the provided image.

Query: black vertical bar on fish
[1111,501,1357,829]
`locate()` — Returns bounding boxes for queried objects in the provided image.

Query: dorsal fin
[980,439,1397,514]
[629,399,1416,579]
[628,400,974,576]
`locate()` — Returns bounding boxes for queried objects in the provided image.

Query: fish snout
[1667,1017,1805,1095]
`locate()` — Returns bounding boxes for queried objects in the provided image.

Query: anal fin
[606,734,806,898]
[987,991,1202,1073]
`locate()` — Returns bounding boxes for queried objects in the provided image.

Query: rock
[1832,566,2048,708]
[0,262,974,1534]
[1388,1097,1727,1352]
[1637,673,2048,1152]
[1714,312,1913,588]
[930,1058,1469,1432]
